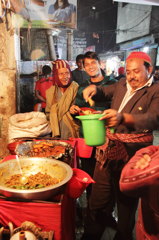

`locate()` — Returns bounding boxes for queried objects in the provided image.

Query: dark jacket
[94,78,159,157]
[72,69,89,85]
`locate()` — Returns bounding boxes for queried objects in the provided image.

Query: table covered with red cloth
[0,139,78,240]
[0,194,75,240]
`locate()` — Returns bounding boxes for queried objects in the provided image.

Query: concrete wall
[150,6,159,35]
[116,3,152,44]
[0,13,16,158]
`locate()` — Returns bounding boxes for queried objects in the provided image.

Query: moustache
[129,78,136,81]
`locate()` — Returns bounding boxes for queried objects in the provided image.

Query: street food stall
[0,139,77,240]
[0,136,94,240]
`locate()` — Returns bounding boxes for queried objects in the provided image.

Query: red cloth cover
[120,145,159,240]
[66,168,95,198]
[0,195,75,240]
[136,198,159,240]
[120,145,159,193]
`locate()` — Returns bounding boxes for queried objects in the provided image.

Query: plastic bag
[8,112,51,143]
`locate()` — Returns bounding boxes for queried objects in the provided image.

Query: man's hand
[83,85,97,103]
[70,105,81,115]
[99,109,123,127]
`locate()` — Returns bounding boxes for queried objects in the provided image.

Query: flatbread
[88,97,95,107]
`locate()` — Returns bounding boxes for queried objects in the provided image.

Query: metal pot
[0,157,73,200]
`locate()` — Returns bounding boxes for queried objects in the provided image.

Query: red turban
[52,59,72,88]
[126,51,152,65]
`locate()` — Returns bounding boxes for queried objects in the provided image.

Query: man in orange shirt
[35,65,53,112]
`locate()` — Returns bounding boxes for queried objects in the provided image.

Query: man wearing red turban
[45,59,79,139]
[81,51,159,240]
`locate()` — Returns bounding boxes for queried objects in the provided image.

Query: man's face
[126,58,152,90]
[58,68,70,85]
[58,0,64,7]
[77,59,83,70]
[84,58,101,77]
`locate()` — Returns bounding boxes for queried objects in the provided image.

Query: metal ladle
[15,155,28,185]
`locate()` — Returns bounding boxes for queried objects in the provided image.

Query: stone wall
[0,13,16,158]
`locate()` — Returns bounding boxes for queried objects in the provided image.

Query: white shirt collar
[126,76,153,93]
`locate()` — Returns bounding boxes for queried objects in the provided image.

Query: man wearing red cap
[115,66,125,81]
[81,51,159,240]
[45,59,79,139]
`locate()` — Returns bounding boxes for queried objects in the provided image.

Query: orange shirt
[35,77,53,108]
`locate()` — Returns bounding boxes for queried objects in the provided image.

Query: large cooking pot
[0,157,73,200]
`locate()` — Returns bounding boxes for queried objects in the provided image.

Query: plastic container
[7,141,24,155]
[76,114,106,146]
[75,138,93,158]
[66,168,95,199]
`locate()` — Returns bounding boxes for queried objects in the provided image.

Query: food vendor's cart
[0,139,77,240]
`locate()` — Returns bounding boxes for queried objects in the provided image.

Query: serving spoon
[15,155,28,185]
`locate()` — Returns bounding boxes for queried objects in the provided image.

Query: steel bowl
[15,140,74,165]
[0,157,73,200]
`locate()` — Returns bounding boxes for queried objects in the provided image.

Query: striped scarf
[96,128,153,167]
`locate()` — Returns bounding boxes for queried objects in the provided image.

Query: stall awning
[113,0,159,6]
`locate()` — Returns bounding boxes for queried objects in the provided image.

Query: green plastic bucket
[76,114,106,146]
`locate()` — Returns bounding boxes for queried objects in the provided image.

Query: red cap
[126,51,152,65]
[118,67,125,75]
